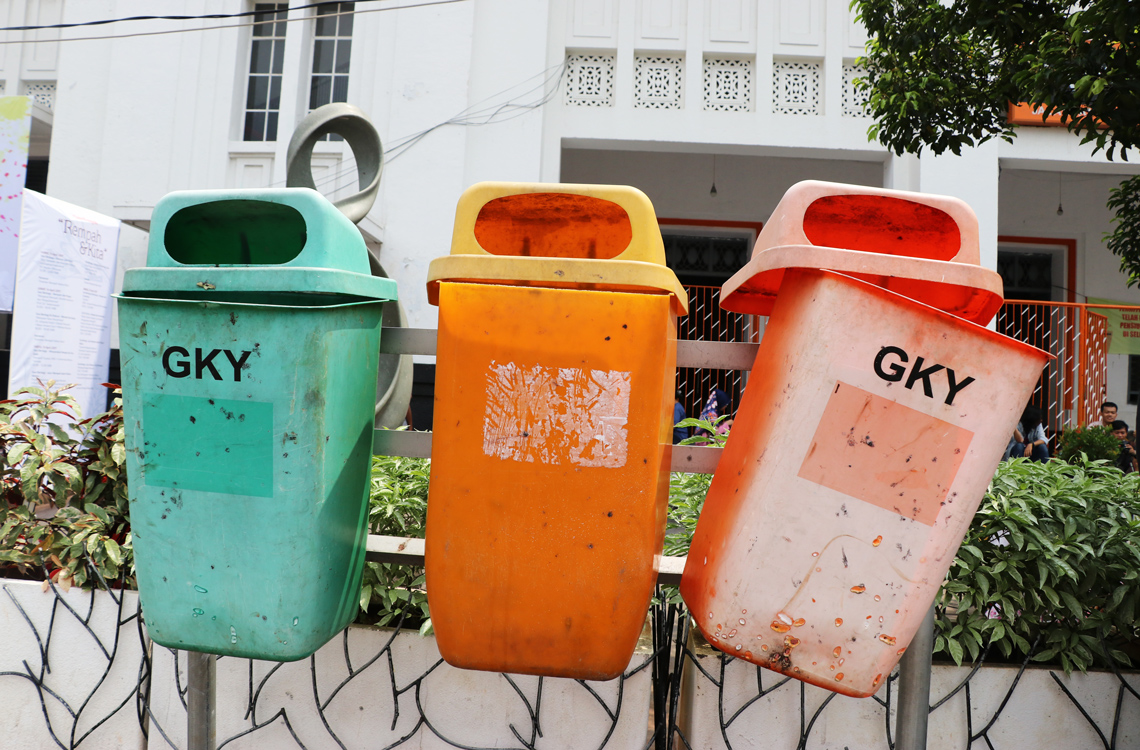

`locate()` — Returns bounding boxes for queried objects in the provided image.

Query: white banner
[0,97,32,311]
[8,190,121,420]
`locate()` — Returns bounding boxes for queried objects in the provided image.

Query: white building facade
[5,0,1140,424]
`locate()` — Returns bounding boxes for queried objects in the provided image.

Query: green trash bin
[117,188,397,661]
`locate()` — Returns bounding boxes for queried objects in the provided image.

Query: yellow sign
[1088,298,1140,355]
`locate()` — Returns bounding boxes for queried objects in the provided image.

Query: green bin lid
[122,188,396,301]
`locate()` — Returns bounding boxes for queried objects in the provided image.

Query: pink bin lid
[720,181,1005,325]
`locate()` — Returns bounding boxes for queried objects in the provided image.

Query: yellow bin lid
[720,181,1004,325]
[427,182,688,315]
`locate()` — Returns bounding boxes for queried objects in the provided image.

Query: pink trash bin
[680,181,1050,698]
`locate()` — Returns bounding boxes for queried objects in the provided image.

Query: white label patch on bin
[482,361,631,468]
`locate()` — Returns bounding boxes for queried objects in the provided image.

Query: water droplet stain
[873,673,883,688]
[293,617,299,626]
[874,595,882,602]
[835,672,844,681]
[850,584,866,594]
[770,620,791,633]
[833,646,842,658]
[230,626,237,644]
[760,644,769,651]
[834,618,843,627]
[879,634,897,646]
[793,618,805,627]
[192,608,204,616]
[739,618,746,625]
[872,535,883,547]
[194,585,208,594]
[776,611,793,625]
[734,644,742,651]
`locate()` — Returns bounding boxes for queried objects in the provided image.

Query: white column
[461,0,552,185]
[884,144,1001,273]
[916,143,1001,272]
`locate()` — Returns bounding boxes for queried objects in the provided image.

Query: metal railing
[996,300,1111,433]
[674,285,759,422]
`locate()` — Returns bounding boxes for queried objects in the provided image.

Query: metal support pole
[187,652,217,750]
[895,604,935,750]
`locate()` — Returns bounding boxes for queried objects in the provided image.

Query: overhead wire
[280,61,567,193]
[0,0,470,45]
[0,1,382,32]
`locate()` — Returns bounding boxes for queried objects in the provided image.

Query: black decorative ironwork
[3,576,1140,748]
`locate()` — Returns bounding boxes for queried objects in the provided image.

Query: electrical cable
[0,1,378,32]
[276,61,566,194]
[0,0,469,45]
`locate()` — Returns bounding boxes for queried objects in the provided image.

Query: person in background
[673,389,688,444]
[1089,401,1118,428]
[696,387,732,442]
[1011,404,1050,462]
[1112,420,1138,474]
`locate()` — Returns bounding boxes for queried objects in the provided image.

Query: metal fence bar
[187,652,216,750]
[895,605,936,750]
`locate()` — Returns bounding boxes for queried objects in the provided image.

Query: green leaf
[6,442,31,465]
[103,538,123,567]
[946,637,964,666]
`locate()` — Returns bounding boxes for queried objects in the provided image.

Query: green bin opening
[165,199,307,265]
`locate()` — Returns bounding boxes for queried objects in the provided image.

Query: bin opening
[165,200,307,265]
[120,290,376,307]
[473,193,632,259]
[803,195,960,261]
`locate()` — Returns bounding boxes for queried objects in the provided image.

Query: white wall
[562,148,882,221]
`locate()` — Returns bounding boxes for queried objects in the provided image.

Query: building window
[309,2,353,111]
[243,3,289,142]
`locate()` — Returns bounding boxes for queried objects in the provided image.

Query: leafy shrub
[1056,425,1121,463]
[0,382,131,589]
[665,415,727,560]
[936,457,1140,673]
[359,450,432,634]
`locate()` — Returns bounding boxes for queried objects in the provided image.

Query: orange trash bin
[680,181,1050,698]
[425,182,688,679]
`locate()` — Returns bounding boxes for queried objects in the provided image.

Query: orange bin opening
[802,194,961,261]
[474,193,632,259]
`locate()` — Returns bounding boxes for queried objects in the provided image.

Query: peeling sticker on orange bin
[797,382,972,526]
[482,361,631,468]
